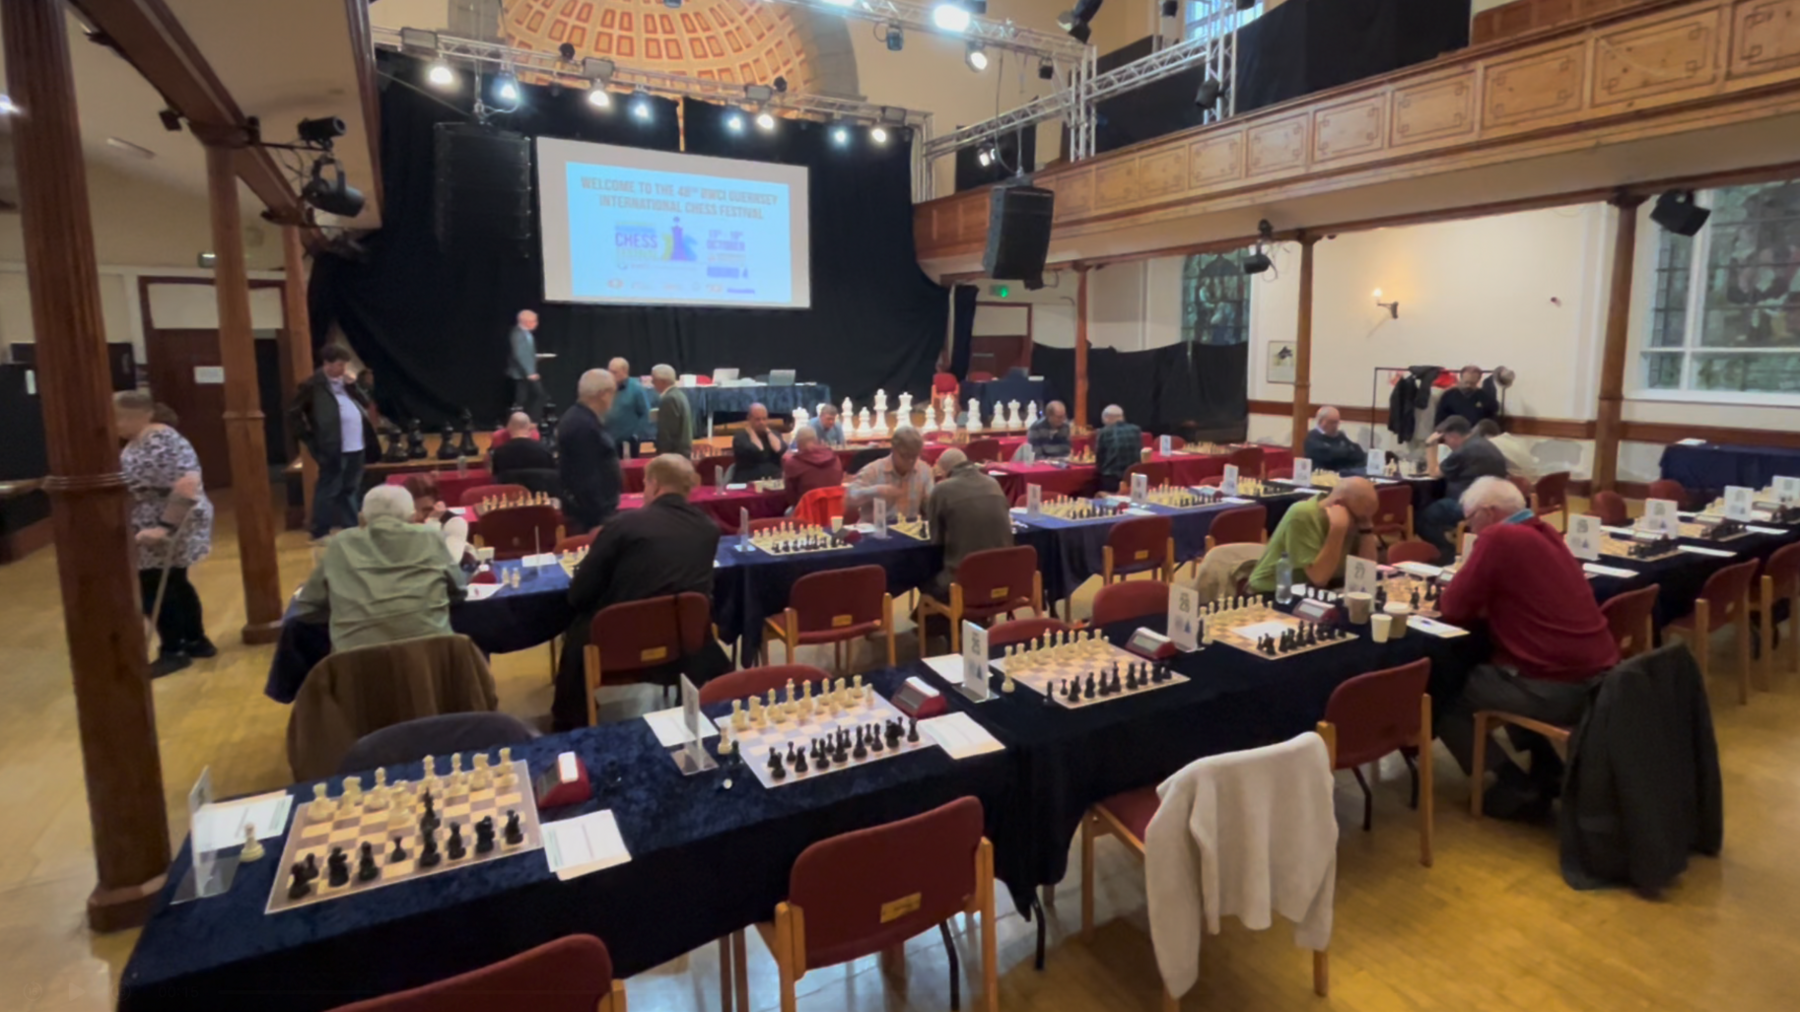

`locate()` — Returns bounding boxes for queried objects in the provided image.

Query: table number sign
[1566,515,1600,561]
[1221,464,1241,497]
[1168,585,1199,652]
[1292,458,1313,485]
[1642,498,1679,537]
[1723,486,1754,521]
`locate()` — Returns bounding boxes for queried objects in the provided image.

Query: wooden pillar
[1074,265,1090,430]
[1594,196,1645,492]
[1290,233,1317,456]
[205,145,283,642]
[279,226,318,527]
[4,0,170,931]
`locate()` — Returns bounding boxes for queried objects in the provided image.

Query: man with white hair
[558,369,623,533]
[924,448,1013,598]
[847,425,933,520]
[293,484,466,651]
[1304,406,1366,474]
[603,356,652,458]
[1437,475,1618,818]
[505,309,543,420]
[649,364,692,458]
[1094,404,1143,493]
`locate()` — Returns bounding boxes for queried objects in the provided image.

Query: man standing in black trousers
[289,345,372,544]
[557,369,623,534]
[506,309,544,420]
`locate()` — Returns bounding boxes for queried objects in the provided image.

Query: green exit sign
[989,284,1010,298]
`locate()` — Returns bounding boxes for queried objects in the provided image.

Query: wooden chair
[916,546,1043,653]
[963,438,1003,464]
[324,934,625,1012]
[1590,490,1628,527]
[1203,504,1267,553]
[583,593,712,726]
[699,664,830,706]
[1267,466,1294,480]
[1102,515,1174,584]
[553,532,596,554]
[1385,540,1440,567]
[1091,580,1169,627]
[459,482,527,507]
[338,712,535,776]
[761,566,896,672]
[1647,479,1688,508]
[733,797,997,1012]
[696,455,736,486]
[1119,460,1172,493]
[1533,471,1570,531]
[474,505,565,561]
[1227,445,1266,481]
[1470,585,1662,818]
[989,617,1070,648]
[1317,659,1433,866]
[1754,543,1800,688]
[1081,739,1332,1007]
[1372,483,1414,541]
[1665,560,1759,704]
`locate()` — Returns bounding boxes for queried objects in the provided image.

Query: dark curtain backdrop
[1237,0,1470,114]
[311,53,948,426]
[950,284,977,378]
[1032,341,1246,441]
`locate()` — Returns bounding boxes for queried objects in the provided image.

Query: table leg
[1032,891,1047,970]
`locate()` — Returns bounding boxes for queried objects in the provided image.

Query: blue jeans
[1416,497,1464,564]
[310,447,365,537]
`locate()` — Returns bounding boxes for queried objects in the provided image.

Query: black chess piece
[436,422,460,459]
[1410,588,1421,610]
[418,831,442,868]
[1084,673,1096,699]
[327,847,351,887]
[303,853,319,882]
[389,835,408,863]
[1375,584,1388,609]
[853,727,869,760]
[769,750,786,780]
[869,724,885,751]
[1124,665,1138,691]
[475,817,496,855]
[357,841,380,882]
[794,750,809,774]
[447,822,467,860]
[456,409,479,456]
[504,810,525,847]
[1064,677,1079,701]
[834,736,850,764]
[786,741,799,765]
[287,862,313,900]
[886,720,903,747]
[404,419,428,459]
[906,717,919,743]
[381,425,410,463]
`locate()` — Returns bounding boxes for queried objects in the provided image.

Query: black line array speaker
[434,122,534,258]
[982,185,1055,288]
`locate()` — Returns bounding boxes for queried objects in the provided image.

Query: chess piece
[794,749,809,774]
[921,401,939,434]
[898,392,913,419]
[404,418,428,459]
[436,421,460,459]
[381,424,410,463]
[1025,400,1039,431]
[475,816,497,855]
[966,397,983,433]
[841,397,855,428]
[307,783,333,822]
[327,847,351,887]
[731,698,747,730]
[287,861,314,900]
[240,824,264,862]
[1007,400,1022,430]
[456,409,479,456]
[769,749,787,780]
[389,835,408,863]
[503,810,525,846]
[855,408,873,440]
[357,841,380,882]
[497,747,517,790]
[447,822,467,860]
[418,828,442,868]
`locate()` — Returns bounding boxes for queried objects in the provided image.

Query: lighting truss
[759,0,1088,60]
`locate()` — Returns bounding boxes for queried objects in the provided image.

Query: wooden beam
[4,0,170,932]
[280,226,318,527]
[207,145,284,642]
[1594,196,1645,492]
[1290,233,1317,457]
[1074,266,1090,430]
[72,0,304,222]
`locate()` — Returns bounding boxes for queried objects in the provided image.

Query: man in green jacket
[294,485,467,651]
[651,363,692,458]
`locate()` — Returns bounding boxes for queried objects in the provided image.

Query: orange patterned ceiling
[504,0,815,92]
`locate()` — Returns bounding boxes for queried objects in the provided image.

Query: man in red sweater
[782,426,844,511]
[1437,477,1619,816]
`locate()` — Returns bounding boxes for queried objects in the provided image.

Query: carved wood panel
[1138,147,1187,199]
[1246,114,1309,178]
[1187,132,1246,189]
[1094,162,1137,208]
[1391,74,1479,146]
[958,196,987,243]
[1483,44,1587,126]
[1313,96,1387,163]
[1051,171,1093,222]
[1590,10,1721,105]
[1730,0,1800,79]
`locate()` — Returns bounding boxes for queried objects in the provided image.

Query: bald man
[1247,477,1381,593]
[1028,401,1073,458]
[925,448,1013,598]
[603,356,652,458]
[506,309,543,420]
[491,411,559,497]
[557,454,722,729]
[1304,406,1366,474]
[730,402,787,482]
[557,369,622,533]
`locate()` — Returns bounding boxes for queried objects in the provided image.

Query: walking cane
[145,503,195,660]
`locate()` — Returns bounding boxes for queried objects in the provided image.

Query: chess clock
[892,675,949,720]
[1292,598,1339,625]
[535,751,591,809]
[1124,627,1178,661]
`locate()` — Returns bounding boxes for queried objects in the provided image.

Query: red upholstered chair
[1091,580,1169,627]
[1755,543,1800,688]
[695,455,736,486]
[474,505,564,561]
[1165,435,1187,451]
[1601,584,1660,661]
[1665,559,1760,704]
[761,566,895,671]
[1372,483,1414,541]
[1267,467,1294,481]
[1102,515,1174,584]
[459,483,528,507]
[963,438,1003,464]
[1195,475,1224,488]
[1533,471,1570,531]
[1318,659,1433,866]
[735,797,997,1012]
[1203,504,1267,553]
[793,485,846,527]
[1590,490,1629,526]
[323,934,624,1012]
[1507,475,1536,507]
[933,372,961,397]
[1385,540,1440,567]
[1071,434,1095,455]
[989,617,1071,648]
[699,664,830,706]
[1119,460,1172,494]
[583,592,711,726]
[1227,445,1266,481]
[553,532,595,554]
[916,545,1044,653]
[1647,478,1688,508]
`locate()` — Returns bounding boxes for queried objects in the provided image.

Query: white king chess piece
[967,397,984,433]
[921,402,939,434]
[874,388,889,417]
[855,407,873,439]
[897,392,913,420]
[840,397,854,425]
[872,398,891,437]
[942,391,959,425]
[791,407,809,429]
[1007,400,1022,430]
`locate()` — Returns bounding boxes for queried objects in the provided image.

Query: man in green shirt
[1247,477,1380,593]
[650,363,692,458]
[294,485,467,651]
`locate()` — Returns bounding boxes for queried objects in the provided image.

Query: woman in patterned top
[116,390,215,676]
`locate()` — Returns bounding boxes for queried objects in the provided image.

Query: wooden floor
[3,496,1799,1012]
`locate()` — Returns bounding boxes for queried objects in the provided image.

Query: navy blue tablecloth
[1659,443,1800,498]
[678,383,831,437]
[121,668,1012,1012]
[1582,521,1800,628]
[264,560,575,704]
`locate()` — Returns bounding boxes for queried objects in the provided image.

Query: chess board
[1377,574,1442,618]
[1203,604,1355,659]
[1196,481,1286,502]
[748,523,854,556]
[1175,442,1227,456]
[558,548,588,576]
[724,691,933,789]
[477,493,557,516]
[266,759,542,914]
[994,637,1187,709]
[1034,497,1124,521]
[1599,535,1681,562]
[1142,487,1208,509]
[888,519,932,541]
[1678,521,1753,542]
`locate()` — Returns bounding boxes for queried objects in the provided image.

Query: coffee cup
[1371,613,1393,644]
[1345,592,1373,625]
[1383,601,1411,637]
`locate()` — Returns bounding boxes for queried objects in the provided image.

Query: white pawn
[388,801,412,832]
[922,402,939,434]
[732,698,747,730]
[240,824,264,862]
[471,753,492,791]
[307,783,333,822]
[497,747,518,790]
[365,784,389,811]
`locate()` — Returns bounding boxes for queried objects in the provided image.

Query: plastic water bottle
[1276,552,1294,605]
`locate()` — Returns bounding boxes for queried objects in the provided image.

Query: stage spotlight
[884,23,904,50]
[631,91,652,120]
[297,116,348,145]
[727,112,745,132]
[558,42,576,61]
[832,124,850,146]
[978,149,992,167]
[302,157,365,218]
[427,61,456,88]
[1651,189,1711,236]
[1161,0,1177,16]
[746,83,775,104]
[1242,251,1272,275]
[966,42,988,71]
[158,107,182,131]
[756,110,776,131]
[1058,0,1102,42]
[823,0,854,6]
[933,3,972,31]
[494,73,519,103]
[871,125,889,143]
[1194,76,1222,109]
[773,76,788,93]
[583,58,616,85]
[1038,59,1055,80]
[587,87,611,109]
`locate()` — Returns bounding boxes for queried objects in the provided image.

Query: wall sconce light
[1373,288,1399,319]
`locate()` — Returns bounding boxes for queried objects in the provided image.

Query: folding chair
[963,438,1003,464]
[1590,490,1628,526]
[1203,505,1267,553]
[1102,515,1174,584]
[761,566,896,672]
[916,545,1043,653]
[1647,479,1688,508]
[1601,583,1660,661]
[1317,659,1433,866]
[323,934,625,1012]
[1372,483,1414,542]
[1227,445,1266,481]
[1119,460,1172,494]
[696,455,736,486]
[583,592,712,726]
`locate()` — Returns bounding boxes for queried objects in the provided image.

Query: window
[1641,180,1800,397]
[1181,251,1252,345]
[1184,1,1261,41]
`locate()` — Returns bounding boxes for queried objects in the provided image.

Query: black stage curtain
[1094,37,1209,158]
[1031,341,1246,441]
[1236,0,1470,115]
[310,53,947,426]
[951,284,977,378]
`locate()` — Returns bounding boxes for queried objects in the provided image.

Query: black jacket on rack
[1388,377,1419,442]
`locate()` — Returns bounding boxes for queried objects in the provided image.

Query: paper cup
[1383,602,1411,637]
[830,516,844,532]
[1345,592,1373,625]
[1371,613,1393,644]
[474,546,496,563]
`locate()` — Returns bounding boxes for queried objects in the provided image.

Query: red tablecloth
[620,486,788,532]
[1153,447,1294,485]
[385,469,495,507]
[988,462,1098,503]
